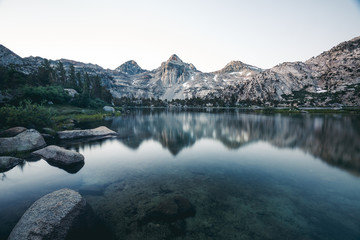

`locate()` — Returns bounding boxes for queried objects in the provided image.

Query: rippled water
[1,111,360,239]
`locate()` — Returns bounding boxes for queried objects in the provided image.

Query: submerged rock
[57,126,117,140]
[142,196,196,223]
[8,189,87,240]
[0,156,24,173]
[32,145,84,166]
[0,126,27,138]
[0,129,46,154]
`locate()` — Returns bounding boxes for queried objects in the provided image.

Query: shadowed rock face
[0,44,23,66]
[115,60,146,75]
[0,157,24,173]
[110,112,360,175]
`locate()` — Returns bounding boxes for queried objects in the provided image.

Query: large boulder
[64,88,79,98]
[0,126,27,138]
[8,189,87,240]
[57,126,117,140]
[0,129,46,154]
[32,145,84,166]
[103,106,115,113]
[0,156,24,173]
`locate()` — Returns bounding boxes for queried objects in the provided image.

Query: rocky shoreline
[0,126,117,173]
[0,126,119,239]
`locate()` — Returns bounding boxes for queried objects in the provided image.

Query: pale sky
[0,0,359,72]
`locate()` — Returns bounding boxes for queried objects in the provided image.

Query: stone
[57,126,117,140]
[41,133,54,139]
[0,156,24,173]
[142,196,196,223]
[32,145,84,166]
[0,129,46,154]
[47,160,85,174]
[42,127,57,136]
[103,106,115,113]
[8,189,87,240]
[0,126,27,138]
[64,88,79,98]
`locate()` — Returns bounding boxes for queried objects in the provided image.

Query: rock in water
[0,129,46,154]
[0,156,24,173]
[143,196,196,223]
[57,126,117,140]
[8,189,87,240]
[0,126,27,138]
[103,106,115,113]
[32,145,84,166]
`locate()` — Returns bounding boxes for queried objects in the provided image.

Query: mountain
[115,60,146,75]
[0,36,359,105]
[213,60,262,75]
[216,36,360,106]
[110,55,262,100]
[0,45,23,66]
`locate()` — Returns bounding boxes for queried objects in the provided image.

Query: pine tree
[37,59,55,85]
[83,72,91,97]
[92,75,102,98]
[69,64,76,88]
[56,61,66,85]
[76,72,82,90]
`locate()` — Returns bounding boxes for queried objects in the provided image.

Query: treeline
[0,60,112,107]
[113,96,261,108]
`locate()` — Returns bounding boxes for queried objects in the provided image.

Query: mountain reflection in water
[98,111,360,175]
[1,111,360,240]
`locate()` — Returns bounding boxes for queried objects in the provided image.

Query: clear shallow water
[1,111,360,239]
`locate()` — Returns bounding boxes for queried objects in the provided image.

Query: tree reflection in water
[105,111,359,175]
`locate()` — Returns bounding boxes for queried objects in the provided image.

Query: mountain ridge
[0,36,359,105]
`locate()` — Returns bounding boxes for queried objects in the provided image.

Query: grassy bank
[0,102,121,131]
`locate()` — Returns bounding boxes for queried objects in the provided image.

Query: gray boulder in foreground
[0,156,24,173]
[57,126,117,140]
[8,189,87,240]
[0,129,46,154]
[33,145,84,166]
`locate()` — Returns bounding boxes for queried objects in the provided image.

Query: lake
[1,110,360,239]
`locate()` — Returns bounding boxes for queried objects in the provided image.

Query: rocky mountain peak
[167,54,183,63]
[213,60,262,74]
[0,44,23,66]
[115,60,145,75]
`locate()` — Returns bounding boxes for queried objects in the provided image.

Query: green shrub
[18,85,71,104]
[72,94,108,109]
[0,100,55,129]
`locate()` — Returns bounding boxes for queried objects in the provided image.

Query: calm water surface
[1,111,360,239]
